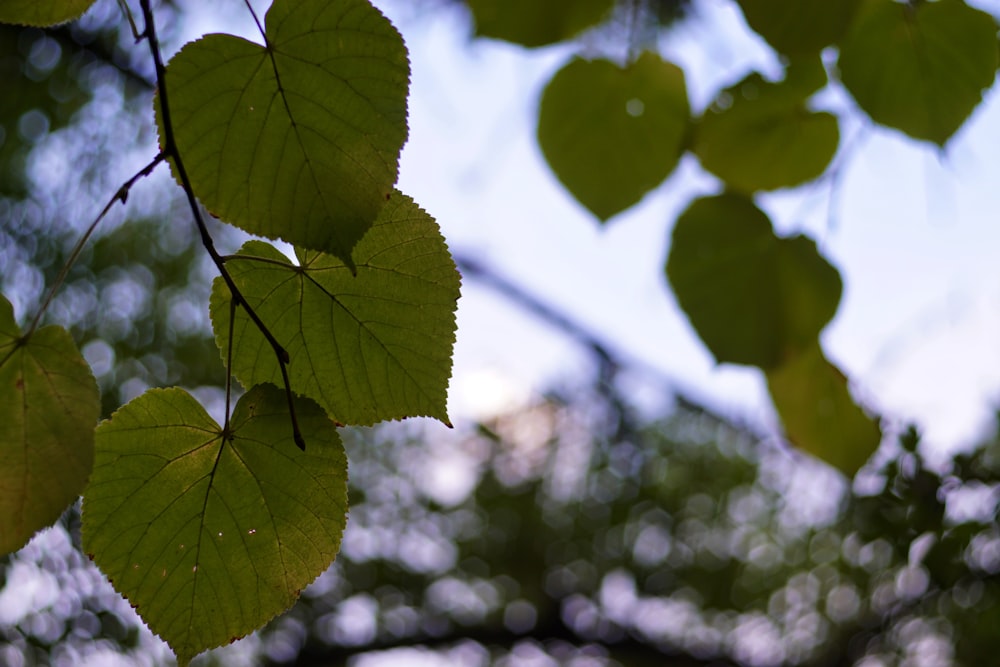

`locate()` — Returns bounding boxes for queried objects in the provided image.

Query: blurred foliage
[5,382,1000,666]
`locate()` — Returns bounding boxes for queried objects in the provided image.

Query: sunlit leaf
[837,0,998,146]
[694,58,838,192]
[537,52,689,221]
[0,295,98,555]
[0,0,96,26]
[736,0,862,54]
[210,191,459,427]
[466,0,614,47]
[82,385,347,666]
[767,343,881,476]
[161,0,409,265]
[666,193,842,369]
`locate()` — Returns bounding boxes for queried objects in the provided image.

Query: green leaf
[466,0,614,47]
[537,53,689,221]
[0,295,98,555]
[210,191,459,427]
[736,0,862,55]
[82,384,347,666]
[694,58,839,192]
[766,343,881,476]
[837,0,999,146]
[666,193,842,369]
[161,0,409,265]
[0,0,97,26]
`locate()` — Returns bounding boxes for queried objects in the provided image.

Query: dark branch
[137,0,306,450]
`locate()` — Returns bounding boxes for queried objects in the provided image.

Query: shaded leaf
[666,193,841,369]
[736,0,862,55]
[82,384,347,666]
[466,0,614,47]
[837,0,998,146]
[161,0,409,265]
[694,57,839,192]
[0,295,98,555]
[537,52,689,221]
[210,191,459,426]
[0,0,96,26]
[766,343,881,476]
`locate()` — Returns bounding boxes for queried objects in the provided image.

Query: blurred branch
[453,252,755,435]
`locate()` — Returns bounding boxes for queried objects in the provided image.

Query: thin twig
[223,298,236,436]
[24,152,166,339]
[138,0,305,449]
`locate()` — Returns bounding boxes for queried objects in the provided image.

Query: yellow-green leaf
[694,58,839,192]
[0,295,98,555]
[161,0,409,265]
[767,343,882,476]
[837,0,999,146]
[82,384,348,666]
[0,0,97,26]
[666,193,842,369]
[210,191,460,427]
[537,52,689,221]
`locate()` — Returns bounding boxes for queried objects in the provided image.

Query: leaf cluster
[0,0,459,664]
[465,0,1000,475]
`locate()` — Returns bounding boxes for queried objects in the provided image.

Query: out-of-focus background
[5,0,1000,665]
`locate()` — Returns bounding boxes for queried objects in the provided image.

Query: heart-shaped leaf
[537,52,689,221]
[0,0,97,26]
[161,0,409,265]
[0,295,98,555]
[767,343,882,476]
[694,58,839,192]
[837,0,998,146]
[210,191,460,427]
[82,384,348,666]
[666,193,842,369]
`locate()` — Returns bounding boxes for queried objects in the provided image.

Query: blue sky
[361,0,1000,465]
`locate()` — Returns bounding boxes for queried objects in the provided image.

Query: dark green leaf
[0,0,97,26]
[766,343,881,476]
[537,53,689,221]
[82,384,348,666]
[0,296,98,555]
[161,0,409,265]
[666,193,841,369]
[466,0,614,47]
[210,191,459,427]
[694,58,839,192]
[837,0,999,146]
[736,0,862,55]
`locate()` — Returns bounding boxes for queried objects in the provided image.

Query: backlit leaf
[466,0,614,47]
[694,58,839,192]
[736,0,862,55]
[537,53,689,221]
[0,0,96,26]
[837,0,998,146]
[82,385,348,666]
[161,0,409,265]
[767,343,881,476]
[210,191,459,427]
[0,295,98,555]
[666,194,841,369]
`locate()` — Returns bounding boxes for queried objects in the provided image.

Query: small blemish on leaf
[248,528,256,535]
